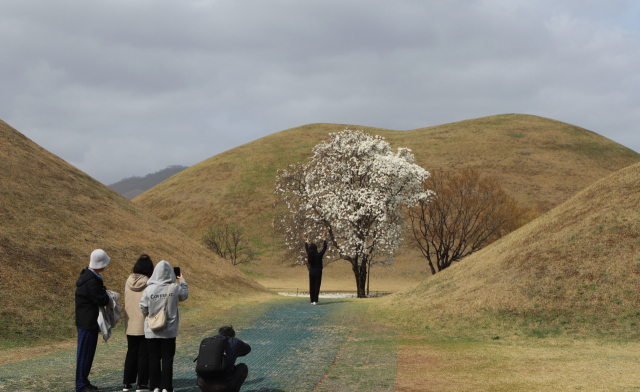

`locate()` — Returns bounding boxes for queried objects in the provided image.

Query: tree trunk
[352,259,368,298]
[426,258,436,275]
[366,259,371,296]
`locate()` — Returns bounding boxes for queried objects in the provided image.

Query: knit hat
[89,249,111,269]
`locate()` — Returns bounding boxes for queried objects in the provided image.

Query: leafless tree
[202,224,256,266]
[408,168,529,274]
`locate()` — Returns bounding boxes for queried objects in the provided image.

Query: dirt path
[0,298,397,392]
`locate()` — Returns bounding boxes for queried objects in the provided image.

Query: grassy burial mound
[134,114,639,264]
[382,161,640,339]
[0,120,264,347]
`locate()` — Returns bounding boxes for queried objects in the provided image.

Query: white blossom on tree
[274,129,432,298]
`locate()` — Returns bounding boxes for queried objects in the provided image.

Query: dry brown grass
[366,160,640,391]
[395,337,640,391]
[0,120,266,347]
[378,161,640,339]
[136,114,639,239]
[133,113,639,294]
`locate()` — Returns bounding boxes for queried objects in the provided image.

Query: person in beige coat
[122,255,154,392]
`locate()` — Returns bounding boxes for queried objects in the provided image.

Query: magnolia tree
[274,130,431,298]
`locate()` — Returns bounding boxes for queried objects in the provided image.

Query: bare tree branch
[202,223,257,266]
[408,168,530,273]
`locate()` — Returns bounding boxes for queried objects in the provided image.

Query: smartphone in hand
[174,266,181,278]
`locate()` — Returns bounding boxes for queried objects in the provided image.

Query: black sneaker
[136,386,150,392]
[88,384,100,390]
[123,384,134,391]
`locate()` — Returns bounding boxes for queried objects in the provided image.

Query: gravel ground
[0,297,396,392]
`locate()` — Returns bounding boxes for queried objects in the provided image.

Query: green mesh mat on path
[0,297,397,392]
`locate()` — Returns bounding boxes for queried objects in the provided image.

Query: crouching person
[196,326,251,392]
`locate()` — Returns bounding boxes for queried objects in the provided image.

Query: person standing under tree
[303,232,327,305]
[75,249,111,392]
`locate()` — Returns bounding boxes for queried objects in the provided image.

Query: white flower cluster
[275,130,433,268]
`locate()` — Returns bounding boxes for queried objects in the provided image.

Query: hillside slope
[0,120,264,345]
[383,161,640,338]
[134,114,640,262]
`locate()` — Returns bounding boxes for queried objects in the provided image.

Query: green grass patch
[527,328,562,338]
[563,140,640,161]
[0,307,77,350]
[240,268,266,279]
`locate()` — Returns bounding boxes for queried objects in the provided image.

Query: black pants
[123,335,149,386]
[147,337,176,392]
[309,269,322,303]
[76,328,99,391]
[197,363,249,392]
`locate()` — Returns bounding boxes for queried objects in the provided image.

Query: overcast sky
[2,0,639,184]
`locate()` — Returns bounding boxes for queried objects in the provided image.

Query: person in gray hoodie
[139,260,188,392]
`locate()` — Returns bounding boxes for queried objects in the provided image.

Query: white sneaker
[162,390,169,392]
[152,389,160,392]
[312,302,317,305]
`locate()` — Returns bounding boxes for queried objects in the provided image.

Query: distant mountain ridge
[109,165,188,199]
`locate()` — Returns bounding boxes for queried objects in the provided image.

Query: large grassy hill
[134,114,639,273]
[0,120,264,347]
[380,160,640,339]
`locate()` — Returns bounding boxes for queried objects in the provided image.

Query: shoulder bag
[148,284,172,332]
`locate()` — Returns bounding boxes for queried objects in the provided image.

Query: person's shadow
[243,377,266,385]
[239,379,286,392]
[315,301,340,306]
[171,377,286,392]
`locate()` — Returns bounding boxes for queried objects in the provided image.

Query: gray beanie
[89,249,111,269]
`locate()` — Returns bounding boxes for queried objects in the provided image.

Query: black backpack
[195,336,228,377]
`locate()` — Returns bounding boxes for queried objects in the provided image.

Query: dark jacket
[305,240,327,270]
[75,268,109,330]
[215,334,251,379]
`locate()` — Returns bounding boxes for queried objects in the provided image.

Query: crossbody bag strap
[161,283,172,309]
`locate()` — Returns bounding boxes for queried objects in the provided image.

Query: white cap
[89,249,111,269]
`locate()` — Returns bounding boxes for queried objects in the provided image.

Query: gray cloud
[1,0,639,184]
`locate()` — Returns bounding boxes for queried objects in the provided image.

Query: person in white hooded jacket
[139,260,188,392]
